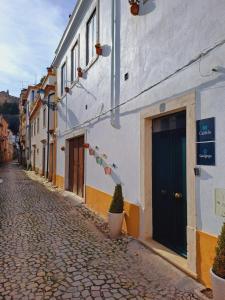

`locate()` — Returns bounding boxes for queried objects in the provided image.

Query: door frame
[65,129,86,200]
[140,91,197,275]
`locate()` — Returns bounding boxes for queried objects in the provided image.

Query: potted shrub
[108,184,124,239]
[210,222,225,300]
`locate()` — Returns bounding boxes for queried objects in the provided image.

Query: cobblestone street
[0,162,202,300]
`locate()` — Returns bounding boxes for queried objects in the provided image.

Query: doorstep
[60,190,84,205]
[139,238,198,280]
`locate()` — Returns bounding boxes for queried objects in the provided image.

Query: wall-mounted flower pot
[89,148,95,156]
[104,166,112,175]
[130,3,139,15]
[95,44,103,55]
[61,146,65,151]
[83,143,90,149]
[77,67,83,78]
[64,87,70,93]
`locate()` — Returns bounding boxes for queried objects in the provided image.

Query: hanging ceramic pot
[89,148,95,156]
[104,166,112,175]
[96,157,103,165]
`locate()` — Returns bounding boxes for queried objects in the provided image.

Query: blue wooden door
[152,111,187,257]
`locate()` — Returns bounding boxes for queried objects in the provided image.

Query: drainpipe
[110,0,115,126]
[46,92,55,179]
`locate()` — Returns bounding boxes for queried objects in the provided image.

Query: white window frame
[86,9,97,66]
[71,41,79,82]
[61,62,67,96]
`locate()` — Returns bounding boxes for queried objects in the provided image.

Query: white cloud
[0,0,74,96]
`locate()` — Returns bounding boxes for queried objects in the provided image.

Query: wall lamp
[37,89,57,111]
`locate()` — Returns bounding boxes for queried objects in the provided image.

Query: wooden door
[69,136,84,197]
[42,146,45,176]
[152,111,187,257]
[33,148,36,171]
[49,144,54,182]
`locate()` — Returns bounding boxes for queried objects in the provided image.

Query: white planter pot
[108,212,124,239]
[210,268,225,300]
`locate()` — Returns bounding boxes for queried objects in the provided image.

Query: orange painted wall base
[85,185,139,238]
[56,175,64,189]
[197,230,218,288]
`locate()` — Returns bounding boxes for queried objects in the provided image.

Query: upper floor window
[61,63,67,96]
[71,42,79,82]
[43,108,46,128]
[86,10,97,65]
[31,90,35,101]
[34,120,36,136]
[37,117,40,133]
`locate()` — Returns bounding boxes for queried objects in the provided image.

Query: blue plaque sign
[197,142,215,166]
[196,118,215,142]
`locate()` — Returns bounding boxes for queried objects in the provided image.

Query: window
[61,63,67,95]
[43,108,46,128]
[31,90,35,101]
[71,42,79,82]
[86,10,97,65]
[34,120,36,136]
[37,117,39,133]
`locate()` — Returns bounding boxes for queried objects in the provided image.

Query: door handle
[174,192,183,199]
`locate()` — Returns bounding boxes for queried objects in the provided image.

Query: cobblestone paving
[0,163,202,299]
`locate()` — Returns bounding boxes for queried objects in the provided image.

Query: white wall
[55,0,225,236]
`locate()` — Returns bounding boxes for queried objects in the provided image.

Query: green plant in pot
[210,222,225,300]
[108,184,124,239]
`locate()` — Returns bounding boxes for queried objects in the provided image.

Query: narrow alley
[0,162,201,300]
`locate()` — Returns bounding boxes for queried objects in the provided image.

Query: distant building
[0,115,13,163]
[0,90,19,105]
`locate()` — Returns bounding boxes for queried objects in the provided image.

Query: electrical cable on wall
[58,36,225,137]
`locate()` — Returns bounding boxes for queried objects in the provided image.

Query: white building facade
[53,0,225,287]
[27,70,56,180]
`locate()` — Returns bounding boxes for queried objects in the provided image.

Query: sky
[0,0,76,97]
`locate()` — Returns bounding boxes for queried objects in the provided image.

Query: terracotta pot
[210,268,225,300]
[77,67,83,78]
[95,45,102,56]
[64,87,70,93]
[108,212,124,239]
[83,143,90,149]
[130,3,139,15]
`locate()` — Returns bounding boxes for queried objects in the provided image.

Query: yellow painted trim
[56,175,64,189]
[85,185,139,238]
[196,230,218,288]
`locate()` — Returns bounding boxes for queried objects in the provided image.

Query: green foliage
[213,223,225,279]
[109,184,124,214]
[0,102,19,114]
[0,102,19,134]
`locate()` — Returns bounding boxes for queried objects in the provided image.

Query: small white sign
[215,188,225,217]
